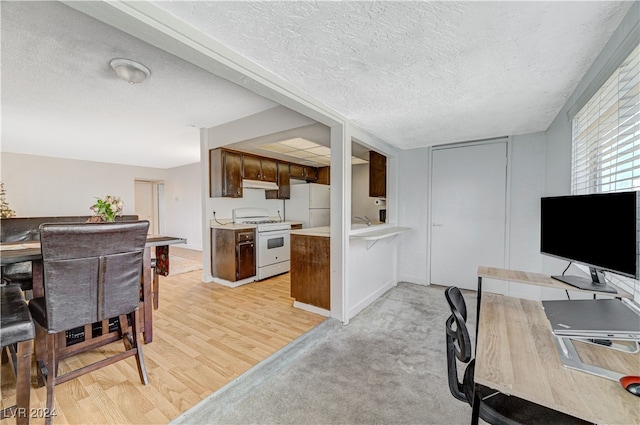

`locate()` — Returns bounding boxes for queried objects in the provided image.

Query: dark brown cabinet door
[277,162,291,198]
[369,150,386,198]
[317,166,330,185]
[244,155,277,182]
[210,149,242,198]
[237,242,256,280]
[303,166,318,181]
[243,155,262,180]
[266,162,291,199]
[289,164,305,179]
[261,158,278,182]
[223,150,243,197]
[290,164,318,181]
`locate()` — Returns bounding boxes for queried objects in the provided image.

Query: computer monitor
[540,191,639,293]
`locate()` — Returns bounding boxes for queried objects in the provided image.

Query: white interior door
[135,180,156,234]
[430,141,507,291]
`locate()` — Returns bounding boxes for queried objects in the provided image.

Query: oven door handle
[258,230,291,237]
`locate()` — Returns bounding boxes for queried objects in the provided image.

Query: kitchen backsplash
[209,188,285,220]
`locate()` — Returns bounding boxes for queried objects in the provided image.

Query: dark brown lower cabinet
[212,228,256,281]
[290,233,330,309]
[236,239,256,280]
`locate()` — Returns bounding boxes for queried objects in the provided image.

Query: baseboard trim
[347,279,397,320]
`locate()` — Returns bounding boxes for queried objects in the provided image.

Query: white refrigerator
[287,183,330,228]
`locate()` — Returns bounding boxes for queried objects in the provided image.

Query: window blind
[572,44,639,195]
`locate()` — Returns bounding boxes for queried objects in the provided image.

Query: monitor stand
[551,268,617,294]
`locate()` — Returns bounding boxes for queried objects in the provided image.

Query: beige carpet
[168,255,203,276]
[162,247,203,276]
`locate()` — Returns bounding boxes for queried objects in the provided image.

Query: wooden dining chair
[28,221,150,425]
[444,286,591,425]
[0,284,35,425]
[1,262,33,298]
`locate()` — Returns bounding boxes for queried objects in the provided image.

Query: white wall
[165,162,203,250]
[210,189,285,221]
[1,152,166,216]
[506,132,547,299]
[0,152,202,249]
[397,148,429,285]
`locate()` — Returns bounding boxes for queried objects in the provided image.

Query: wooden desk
[475,266,633,343]
[475,294,640,424]
[477,266,633,298]
[0,236,186,344]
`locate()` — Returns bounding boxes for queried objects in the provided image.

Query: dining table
[0,235,186,344]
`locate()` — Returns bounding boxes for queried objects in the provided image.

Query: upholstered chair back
[37,221,149,333]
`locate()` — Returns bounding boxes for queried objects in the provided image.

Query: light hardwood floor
[1,254,326,424]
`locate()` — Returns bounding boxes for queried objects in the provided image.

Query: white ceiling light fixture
[110,58,150,84]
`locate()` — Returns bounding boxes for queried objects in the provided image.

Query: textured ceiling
[155,1,633,149]
[1,1,634,169]
[1,1,276,168]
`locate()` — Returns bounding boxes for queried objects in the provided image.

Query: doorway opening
[134,180,165,235]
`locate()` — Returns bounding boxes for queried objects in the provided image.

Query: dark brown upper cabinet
[243,155,277,183]
[317,166,330,185]
[210,148,324,198]
[260,157,278,182]
[369,150,386,198]
[265,162,291,200]
[290,164,318,182]
[210,148,242,198]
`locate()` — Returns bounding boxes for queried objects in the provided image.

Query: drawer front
[237,231,254,243]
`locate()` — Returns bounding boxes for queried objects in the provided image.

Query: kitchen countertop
[211,220,305,230]
[349,225,410,240]
[210,221,256,230]
[290,226,330,237]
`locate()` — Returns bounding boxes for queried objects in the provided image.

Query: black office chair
[444,286,591,425]
[28,221,150,425]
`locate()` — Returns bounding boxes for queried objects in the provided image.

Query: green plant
[90,195,124,222]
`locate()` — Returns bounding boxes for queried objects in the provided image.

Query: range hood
[242,179,279,190]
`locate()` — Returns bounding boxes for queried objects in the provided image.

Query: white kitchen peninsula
[348,224,410,320]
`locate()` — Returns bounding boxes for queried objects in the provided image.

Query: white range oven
[232,208,291,281]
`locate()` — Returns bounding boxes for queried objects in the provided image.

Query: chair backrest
[1,215,139,243]
[444,286,472,402]
[39,221,149,333]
